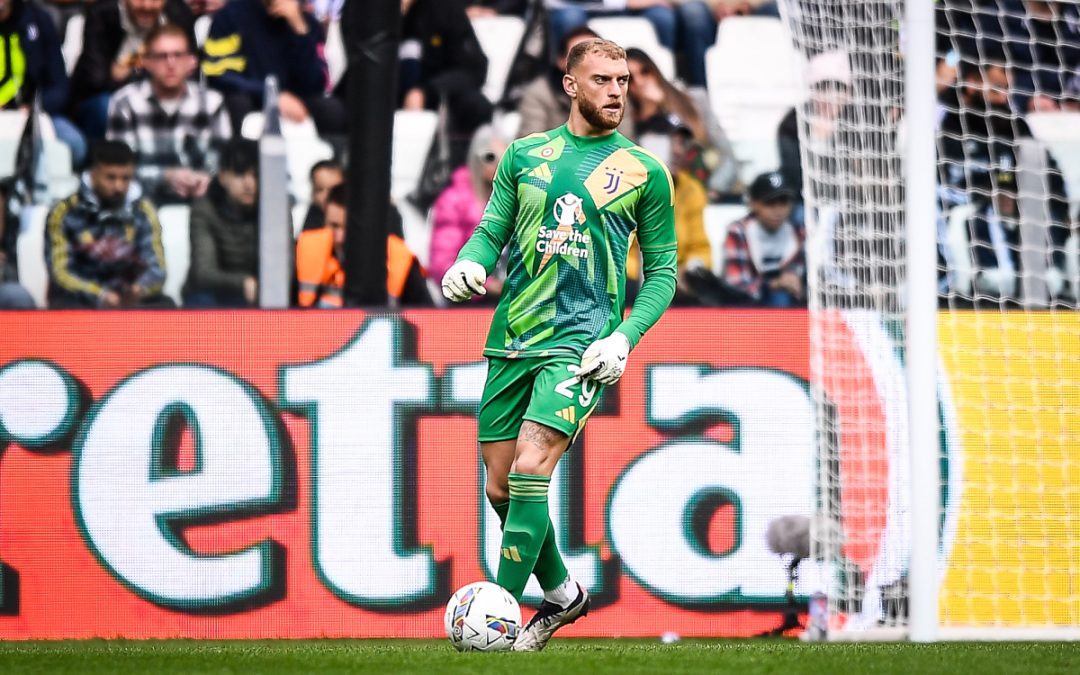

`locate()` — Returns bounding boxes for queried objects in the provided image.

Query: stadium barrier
[0,309,1074,638]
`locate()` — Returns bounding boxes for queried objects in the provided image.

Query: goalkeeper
[441,38,677,651]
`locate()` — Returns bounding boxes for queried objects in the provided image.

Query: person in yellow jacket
[295,184,432,308]
[625,126,717,305]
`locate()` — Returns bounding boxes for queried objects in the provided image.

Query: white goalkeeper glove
[441,260,487,302]
[573,332,630,385]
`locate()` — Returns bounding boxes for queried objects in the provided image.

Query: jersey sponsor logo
[537,193,591,270]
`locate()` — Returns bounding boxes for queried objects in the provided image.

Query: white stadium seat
[62,14,85,75]
[194,15,212,49]
[1026,111,1080,221]
[16,206,49,308]
[471,15,527,104]
[391,109,439,202]
[391,110,440,267]
[325,19,347,90]
[588,16,676,82]
[706,17,802,183]
[704,204,747,275]
[157,205,191,306]
[1016,117,1080,298]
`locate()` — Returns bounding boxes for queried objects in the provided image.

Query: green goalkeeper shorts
[477,355,605,443]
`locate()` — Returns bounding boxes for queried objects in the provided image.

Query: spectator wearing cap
[777,49,852,216]
[722,170,806,307]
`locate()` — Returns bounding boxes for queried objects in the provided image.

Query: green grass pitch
[0,639,1077,674]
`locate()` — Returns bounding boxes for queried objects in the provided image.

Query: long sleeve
[674,172,712,270]
[34,7,70,114]
[617,162,677,349]
[456,145,518,273]
[106,96,166,196]
[202,98,234,174]
[134,201,167,294]
[283,15,327,97]
[188,201,248,294]
[72,3,119,100]
[202,8,263,97]
[45,199,102,304]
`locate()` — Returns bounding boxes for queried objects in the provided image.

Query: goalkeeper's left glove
[573,332,630,385]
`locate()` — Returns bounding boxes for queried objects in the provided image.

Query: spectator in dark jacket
[202,0,344,137]
[71,0,196,139]
[0,0,86,165]
[183,138,260,307]
[399,0,492,161]
[45,140,173,308]
[722,171,806,307]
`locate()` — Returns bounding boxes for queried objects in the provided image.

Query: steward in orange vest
[295,185,432,307]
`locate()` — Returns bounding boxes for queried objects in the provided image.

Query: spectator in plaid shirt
[722,170,807,307]
[106,23,231,205]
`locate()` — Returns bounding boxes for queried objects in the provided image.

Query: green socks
[491,497,568,593]
[494,473,569,600]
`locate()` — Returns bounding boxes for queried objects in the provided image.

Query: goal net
[778,0,1079,639]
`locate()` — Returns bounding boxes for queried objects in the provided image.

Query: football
[444,581,521,652]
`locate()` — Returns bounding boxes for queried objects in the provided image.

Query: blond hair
[566,38,626,74]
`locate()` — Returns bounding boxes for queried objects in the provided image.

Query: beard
[578,95,624,131]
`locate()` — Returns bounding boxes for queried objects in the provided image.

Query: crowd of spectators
[0,0,1075,309]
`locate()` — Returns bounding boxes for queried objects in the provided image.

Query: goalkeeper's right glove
[441,260,487,302]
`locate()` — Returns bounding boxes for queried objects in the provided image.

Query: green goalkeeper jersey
[456,124,678,359]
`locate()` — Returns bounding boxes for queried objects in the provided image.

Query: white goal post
[778,0,1080,641]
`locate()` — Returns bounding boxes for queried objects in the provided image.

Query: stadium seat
[943,202,978,296]
[1026,111,1080,221]
[194,15,212,49]
[157,205,191,307]
[43,139,78,202]
[494,110,521,140]
[588,16,676,82]
[391,110,439,267]
[391,109,438,202]
[62,14,84,76]
[703,203,746,275]
[0,113,24,179]
[325,19,346,90]
[15,205,48,308]
[706,17,802,183]
[471,15,526,104]
[239,113,321,140]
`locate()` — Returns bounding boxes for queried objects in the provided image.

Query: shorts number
[578,379,596,408]
[554,368,577,399]
[555,366,596,408]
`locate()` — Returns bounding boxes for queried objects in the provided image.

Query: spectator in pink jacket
[428,124,509,301]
